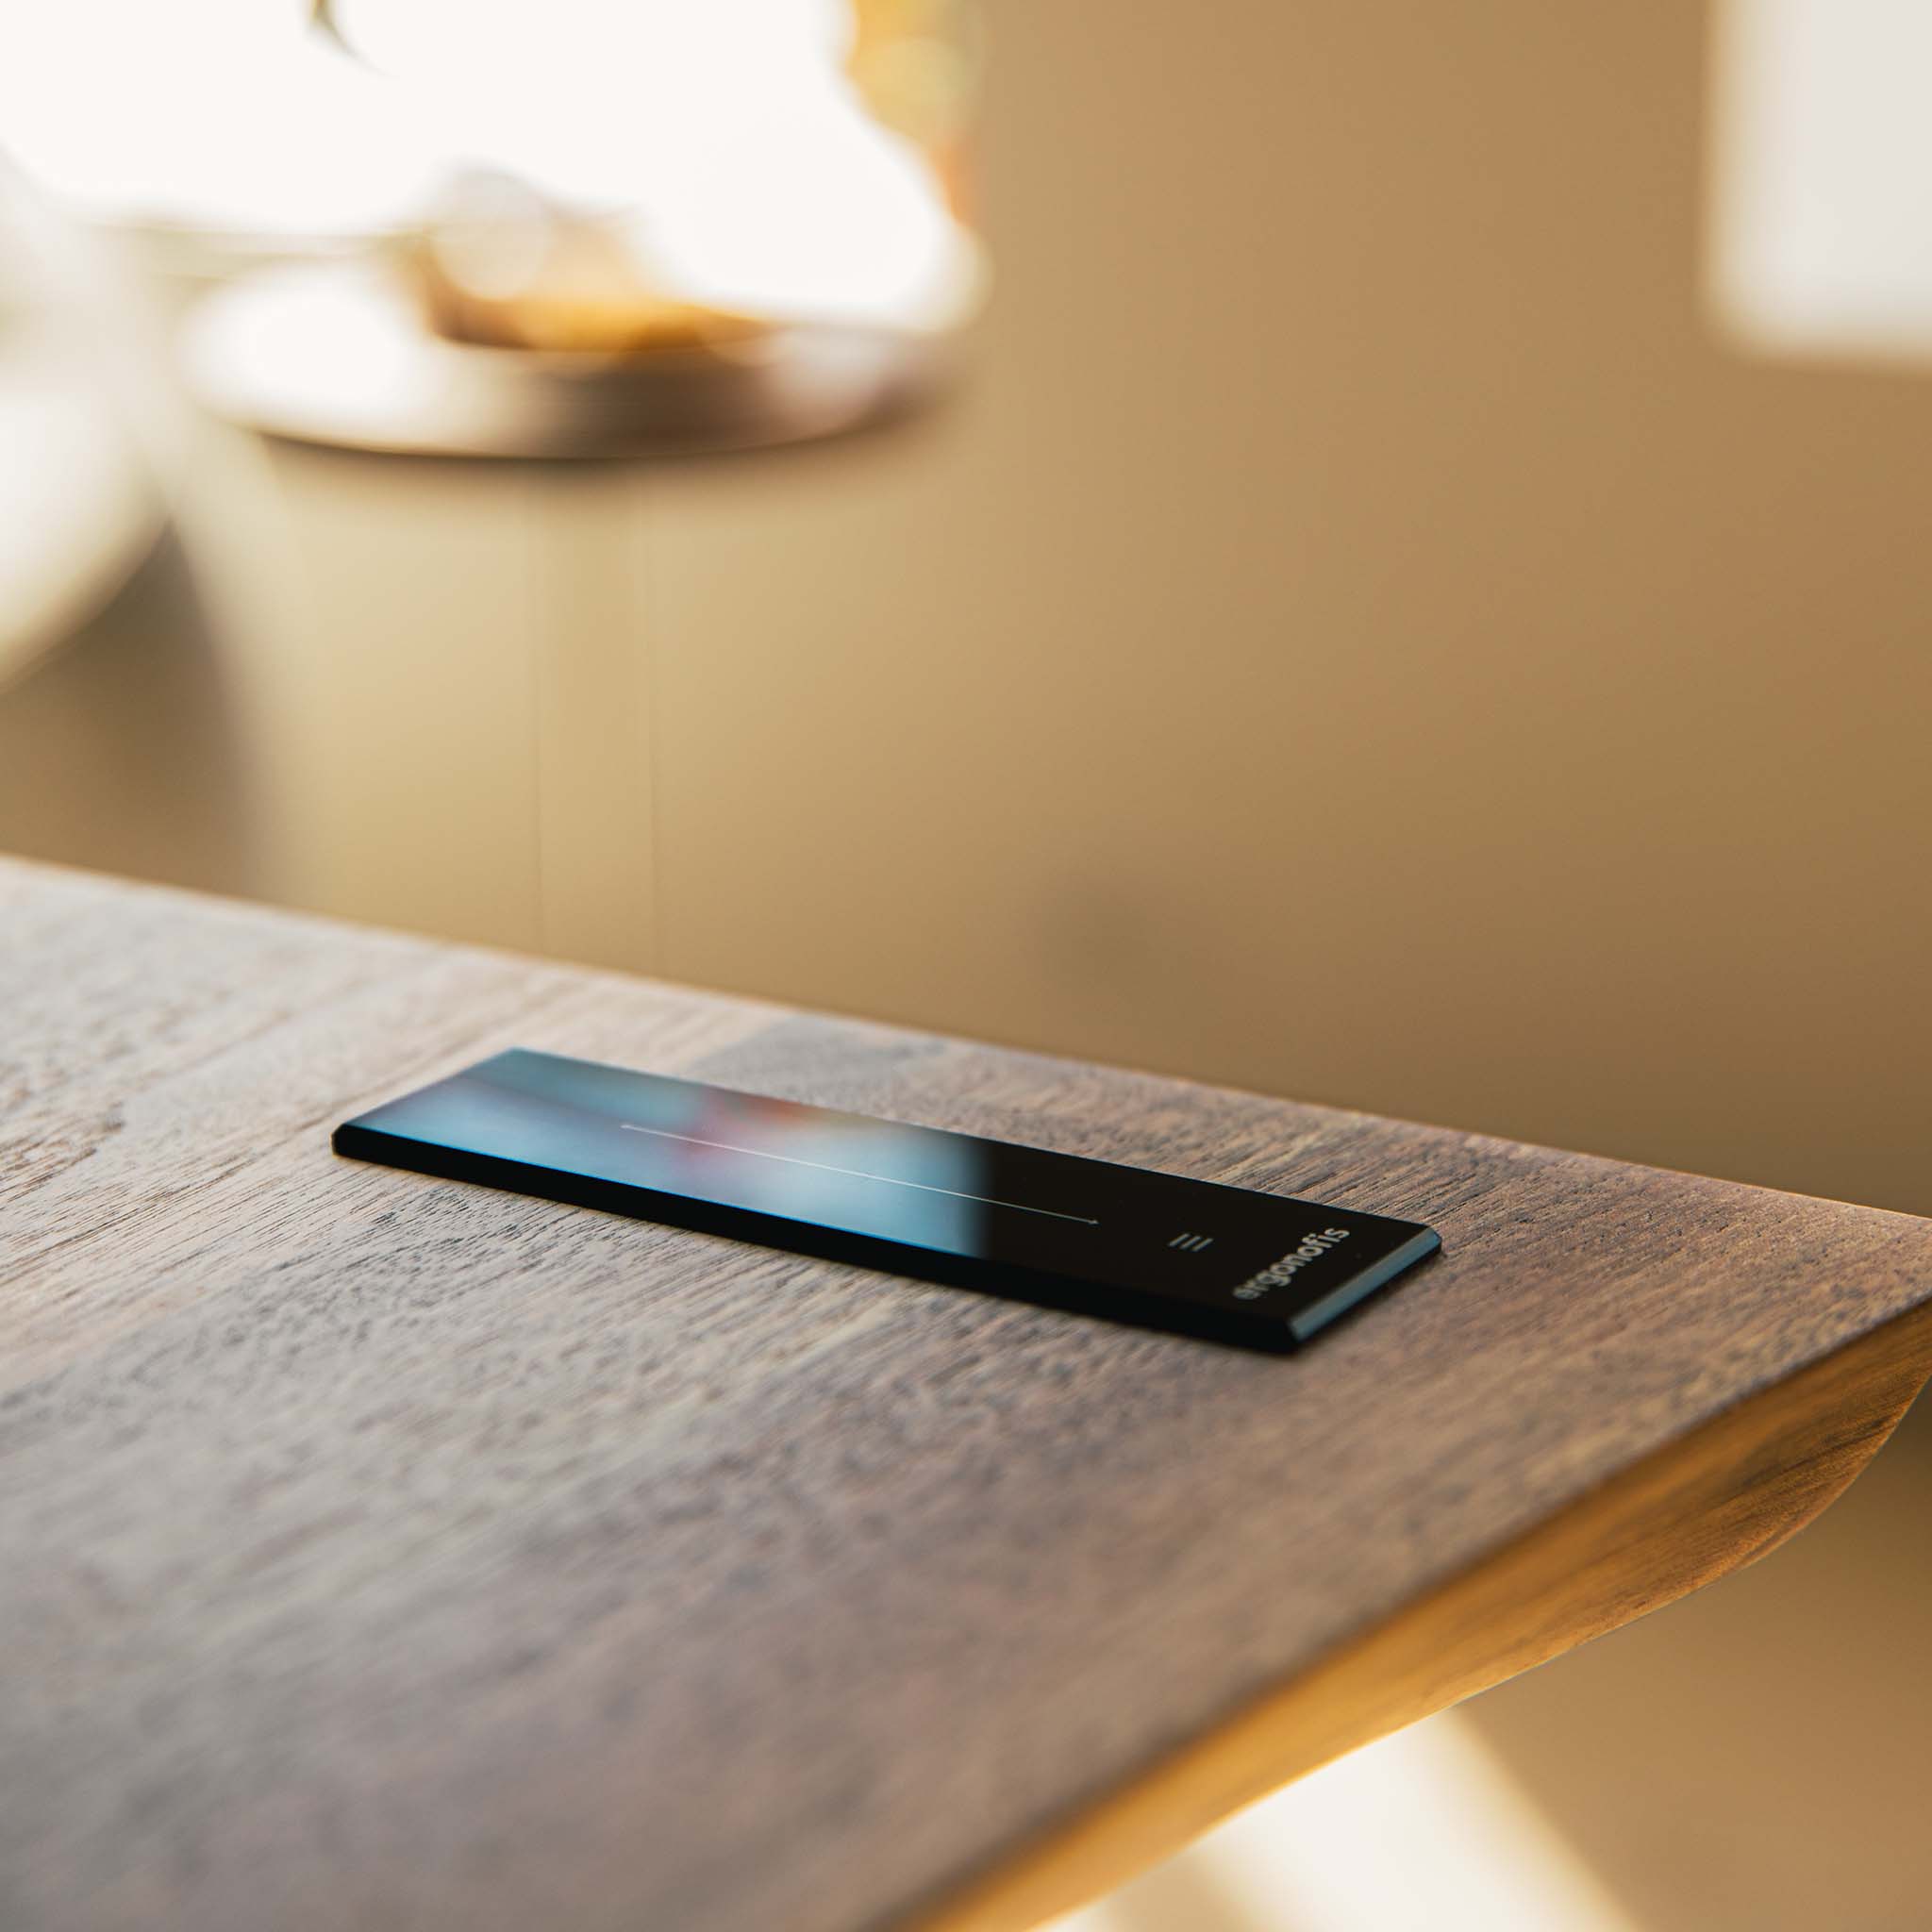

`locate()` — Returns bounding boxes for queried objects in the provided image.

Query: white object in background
[0,343,162,690]
[0,0,976,333]
[1710,0,1932,359]
[0,174,165,688]
[1052,1713,1641,1932]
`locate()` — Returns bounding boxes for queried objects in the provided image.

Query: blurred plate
[179,260,965,459]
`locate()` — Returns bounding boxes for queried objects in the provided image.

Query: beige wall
[6,0,1929,1214]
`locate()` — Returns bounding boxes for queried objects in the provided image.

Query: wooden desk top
[6,858,1930,1932]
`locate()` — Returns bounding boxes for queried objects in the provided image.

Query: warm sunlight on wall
[1710,0,1932,359]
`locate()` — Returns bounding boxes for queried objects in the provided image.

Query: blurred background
[3,3,1928,1926]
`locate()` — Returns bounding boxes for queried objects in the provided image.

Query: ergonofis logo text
[1232,1227,1351,1299]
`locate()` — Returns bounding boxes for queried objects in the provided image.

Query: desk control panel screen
[335,1049,1441,1352]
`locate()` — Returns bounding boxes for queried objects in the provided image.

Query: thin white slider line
[617,1124,1101,1225]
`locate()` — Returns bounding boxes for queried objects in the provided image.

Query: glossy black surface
[333,1049,1441,1351]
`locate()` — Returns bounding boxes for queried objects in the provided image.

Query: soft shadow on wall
[600,0,1932,1217]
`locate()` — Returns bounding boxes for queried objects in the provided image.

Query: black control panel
[334,1049,1441,1352]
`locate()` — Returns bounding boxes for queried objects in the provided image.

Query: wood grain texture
[4,856,1930,1932]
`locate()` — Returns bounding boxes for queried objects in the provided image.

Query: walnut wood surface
[5,857,1930,1932]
